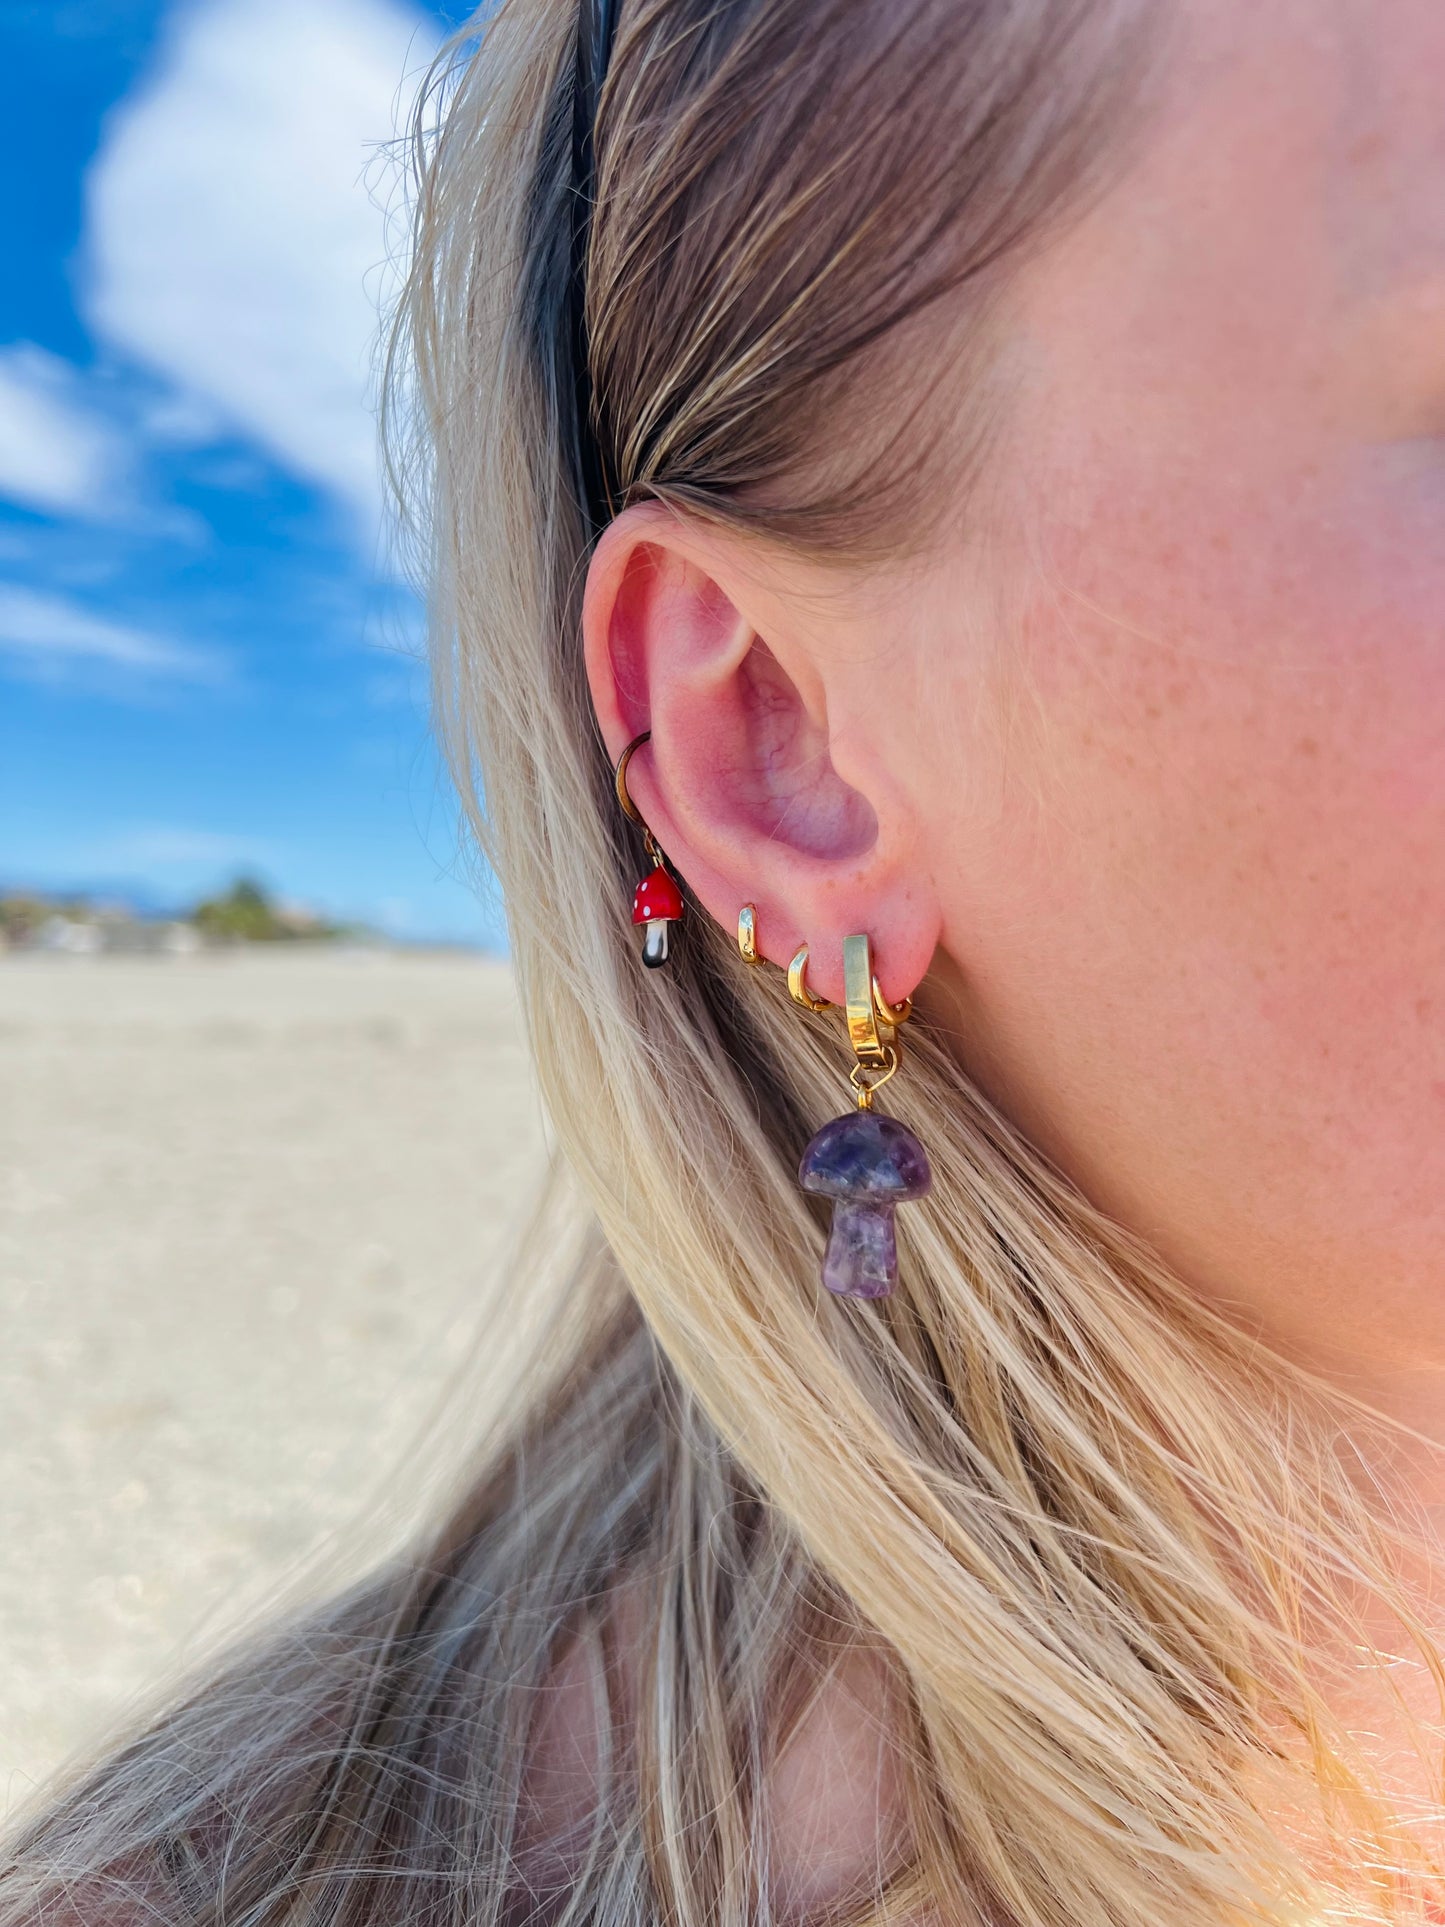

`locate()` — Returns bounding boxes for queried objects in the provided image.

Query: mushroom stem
[822,1198,898,1300]
[641,920,671,968]
[799,1109,930,1301]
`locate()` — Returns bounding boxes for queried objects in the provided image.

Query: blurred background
[0,0,547,1816]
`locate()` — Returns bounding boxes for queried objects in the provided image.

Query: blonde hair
[5,2,1444,1924]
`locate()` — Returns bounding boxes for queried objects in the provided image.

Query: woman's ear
[582,503,939,1005]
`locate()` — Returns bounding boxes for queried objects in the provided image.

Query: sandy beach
[0,948,546,1816]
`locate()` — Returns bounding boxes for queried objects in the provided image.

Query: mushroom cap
[632,865,684,925]
[798,1110,931,1201]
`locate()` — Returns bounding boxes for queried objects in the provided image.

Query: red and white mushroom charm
[632,865,684,968]
[614,731,686,971]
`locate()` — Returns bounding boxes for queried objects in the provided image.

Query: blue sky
[0,0,502,946]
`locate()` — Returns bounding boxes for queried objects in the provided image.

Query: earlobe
[583,503,940,1007]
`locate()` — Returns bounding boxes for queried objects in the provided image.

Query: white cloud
[83,0,437,532]
[0,586,225,683]
[0,344,129,518]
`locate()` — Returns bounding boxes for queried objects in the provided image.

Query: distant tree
[195,878,289,936]
[0,893,90,943]
[0,894,52,943]
[191,876,333,943]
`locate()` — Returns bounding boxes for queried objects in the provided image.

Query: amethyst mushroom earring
[793,933,931,1299]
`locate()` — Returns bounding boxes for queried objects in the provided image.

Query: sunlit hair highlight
[4,3,1444,1925]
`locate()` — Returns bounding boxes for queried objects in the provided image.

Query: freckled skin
[590,0,1445,1415]
[886,0,1445,1416]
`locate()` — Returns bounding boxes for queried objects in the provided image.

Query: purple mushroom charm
[798,1109,932,1299]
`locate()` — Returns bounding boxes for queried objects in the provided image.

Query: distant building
[1,879,346,956]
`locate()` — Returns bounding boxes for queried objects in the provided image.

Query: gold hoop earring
[613,732,657,848]
[613,730,684,969]
[796,932,930,1301]
[874,982,913,1027]
[738,904,760,966]
[787,944,832,1012]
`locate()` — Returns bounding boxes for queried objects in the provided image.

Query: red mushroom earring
[614,731,684,969]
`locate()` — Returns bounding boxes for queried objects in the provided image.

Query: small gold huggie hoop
[614,730,663,867]
[788,945,832,1012]
[874,983,913,1028]
[738,904,760,967]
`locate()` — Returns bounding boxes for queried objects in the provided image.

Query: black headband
[570,0,621,536]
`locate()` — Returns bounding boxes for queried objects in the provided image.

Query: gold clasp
[848,1044,900,1111]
